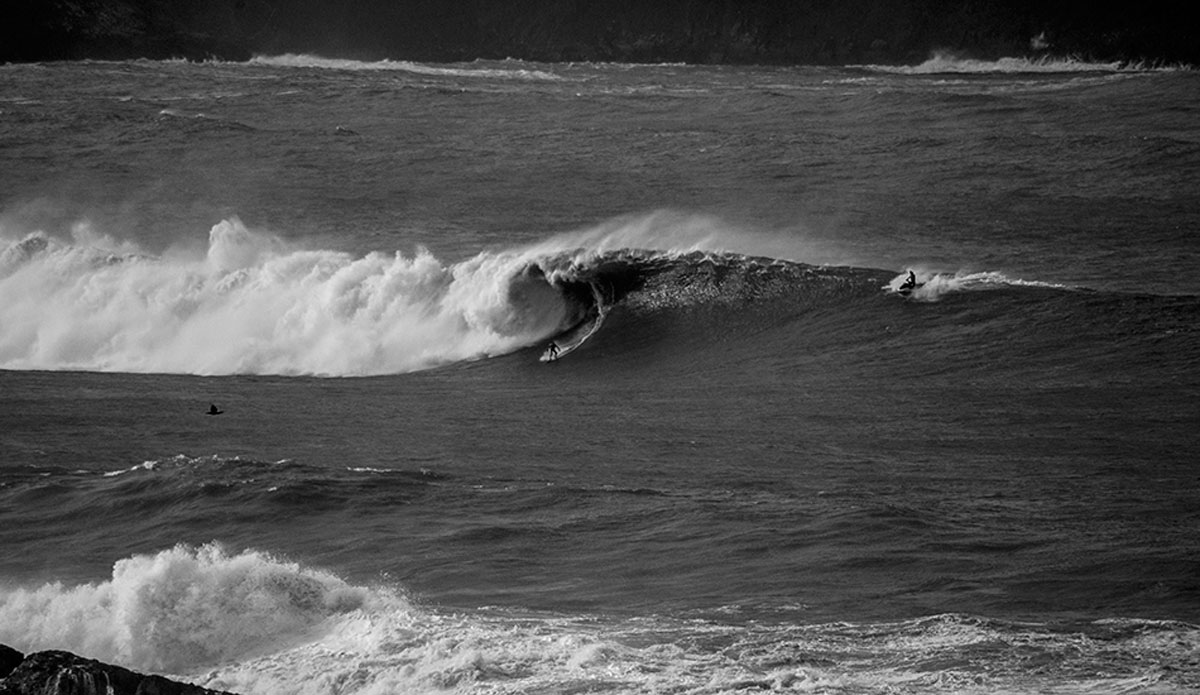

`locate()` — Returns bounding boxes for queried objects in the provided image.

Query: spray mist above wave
[0,218,584,376]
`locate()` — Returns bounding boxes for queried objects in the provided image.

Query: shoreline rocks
[0,646,236,695]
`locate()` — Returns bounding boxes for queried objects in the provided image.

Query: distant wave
[858,52,1178,75]
[248,54,563,81]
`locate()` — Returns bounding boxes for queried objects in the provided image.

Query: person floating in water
[207,403,223,415]
[900,270,917,291]
[547,342,560,360]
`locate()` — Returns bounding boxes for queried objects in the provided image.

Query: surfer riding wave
[517,247,882,361]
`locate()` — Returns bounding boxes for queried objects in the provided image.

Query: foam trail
[886,269,1070,300]
[0,219,575,376]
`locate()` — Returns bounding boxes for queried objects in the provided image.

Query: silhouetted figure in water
[900,270,917,291]
[207,404,223,415]
[547,342,560,360]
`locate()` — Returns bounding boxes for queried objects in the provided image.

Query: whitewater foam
[0,218,578,376]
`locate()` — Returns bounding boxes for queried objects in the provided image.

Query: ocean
[1,54,1199,694]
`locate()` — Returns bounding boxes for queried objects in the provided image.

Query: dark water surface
[1,55,1198,693]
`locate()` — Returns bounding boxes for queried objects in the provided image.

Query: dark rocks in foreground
[0,647,22,682]
[0,645,236,695]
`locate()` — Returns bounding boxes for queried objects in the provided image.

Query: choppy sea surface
[1,54,1199,694]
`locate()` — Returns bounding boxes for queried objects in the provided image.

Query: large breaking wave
[0,213,884,376]
[1,212,1119,377]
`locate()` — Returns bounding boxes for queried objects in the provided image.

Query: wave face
[0,219,587,375]
[3,58,1199,695]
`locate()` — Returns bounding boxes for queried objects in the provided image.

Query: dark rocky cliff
[1,0,1195,65]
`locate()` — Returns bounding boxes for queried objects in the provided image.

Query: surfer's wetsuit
[901,271,917,291]
[548,342,559,359]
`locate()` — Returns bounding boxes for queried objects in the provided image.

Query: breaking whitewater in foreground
[1,542,1198,695]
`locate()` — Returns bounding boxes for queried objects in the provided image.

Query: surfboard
[895,282,924,297]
